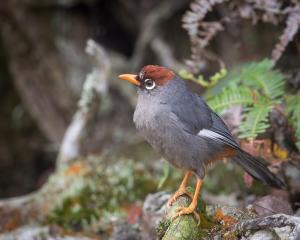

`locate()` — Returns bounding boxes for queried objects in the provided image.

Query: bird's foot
[172,205,200,225]
[167,188,193,206]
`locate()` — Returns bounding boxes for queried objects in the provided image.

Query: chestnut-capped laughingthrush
[119,65,285,220]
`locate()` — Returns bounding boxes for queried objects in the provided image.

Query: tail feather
[232,150,286,189]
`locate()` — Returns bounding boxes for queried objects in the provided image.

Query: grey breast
[133,92,207,177]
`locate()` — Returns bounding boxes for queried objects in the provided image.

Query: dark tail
[232,150,286,189]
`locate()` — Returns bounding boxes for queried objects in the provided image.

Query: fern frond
[238,104,272,140]
[207,87,253,113]
[204,59,285,140]
[182,0,226,72]
[182,0,226,38]
[240,59,284,100]
[286,93,300,151]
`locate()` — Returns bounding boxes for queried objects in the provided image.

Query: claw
[172,206,200,225]
[167,176,203,226]
[167,189,193,206]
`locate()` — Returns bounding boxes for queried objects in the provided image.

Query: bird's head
[118,65,176,92]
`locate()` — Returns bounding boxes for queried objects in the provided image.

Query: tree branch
[58,39,110,164]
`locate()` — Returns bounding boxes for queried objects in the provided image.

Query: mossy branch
[157,195,201,240]
[157,192,214,240]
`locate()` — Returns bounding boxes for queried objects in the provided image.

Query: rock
[274,225,294,240]
[249,230,280,240]
[284,163,300,192]
[234,214,300,240]
[295,208,300,217]
[0,225,93,240]
[251,195,293,217]
[143,191,170,215]
[202,191,239,207]
[141,191,170,240]
[206,204,256,221]
[111,222,141,240]
[141,191,300,240]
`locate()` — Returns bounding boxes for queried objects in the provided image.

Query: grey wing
[167,97,238,177]
[171,93,239,149]
[205,111,240,149]
[154,109,228,178]
[170,93,212,134]
[169,95,285,187]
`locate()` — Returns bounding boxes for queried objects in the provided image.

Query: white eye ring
[144,79,156,90]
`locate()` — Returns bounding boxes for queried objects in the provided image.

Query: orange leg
[173,179,203,224]
[167,171,193,206]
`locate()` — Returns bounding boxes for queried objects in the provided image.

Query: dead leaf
[273,144,288,160]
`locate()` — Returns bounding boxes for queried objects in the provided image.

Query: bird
[118,65,285,220]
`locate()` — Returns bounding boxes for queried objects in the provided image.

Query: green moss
[163,216,204,240]
[46,157,160,231]
[159,190,222,240]
[47,187,99,231]
[156,219,171,239]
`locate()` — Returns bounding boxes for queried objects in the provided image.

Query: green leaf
[238,104,272,139]
[157,162,170,189]
[206,59,285,140]
[207,86,253,113]
[240,59,284,100]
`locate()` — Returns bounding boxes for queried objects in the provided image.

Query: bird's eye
[144,79,156,90]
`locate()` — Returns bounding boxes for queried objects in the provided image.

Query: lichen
[46,156,160,231]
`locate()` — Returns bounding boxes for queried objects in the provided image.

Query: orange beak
[118,74,140,86]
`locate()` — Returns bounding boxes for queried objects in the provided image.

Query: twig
[272,3,300,63]
[0,191,37,209]
[58,39,110,164]
[234,214,300,238]
[151,37,183,70]
[130,0,189,70]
